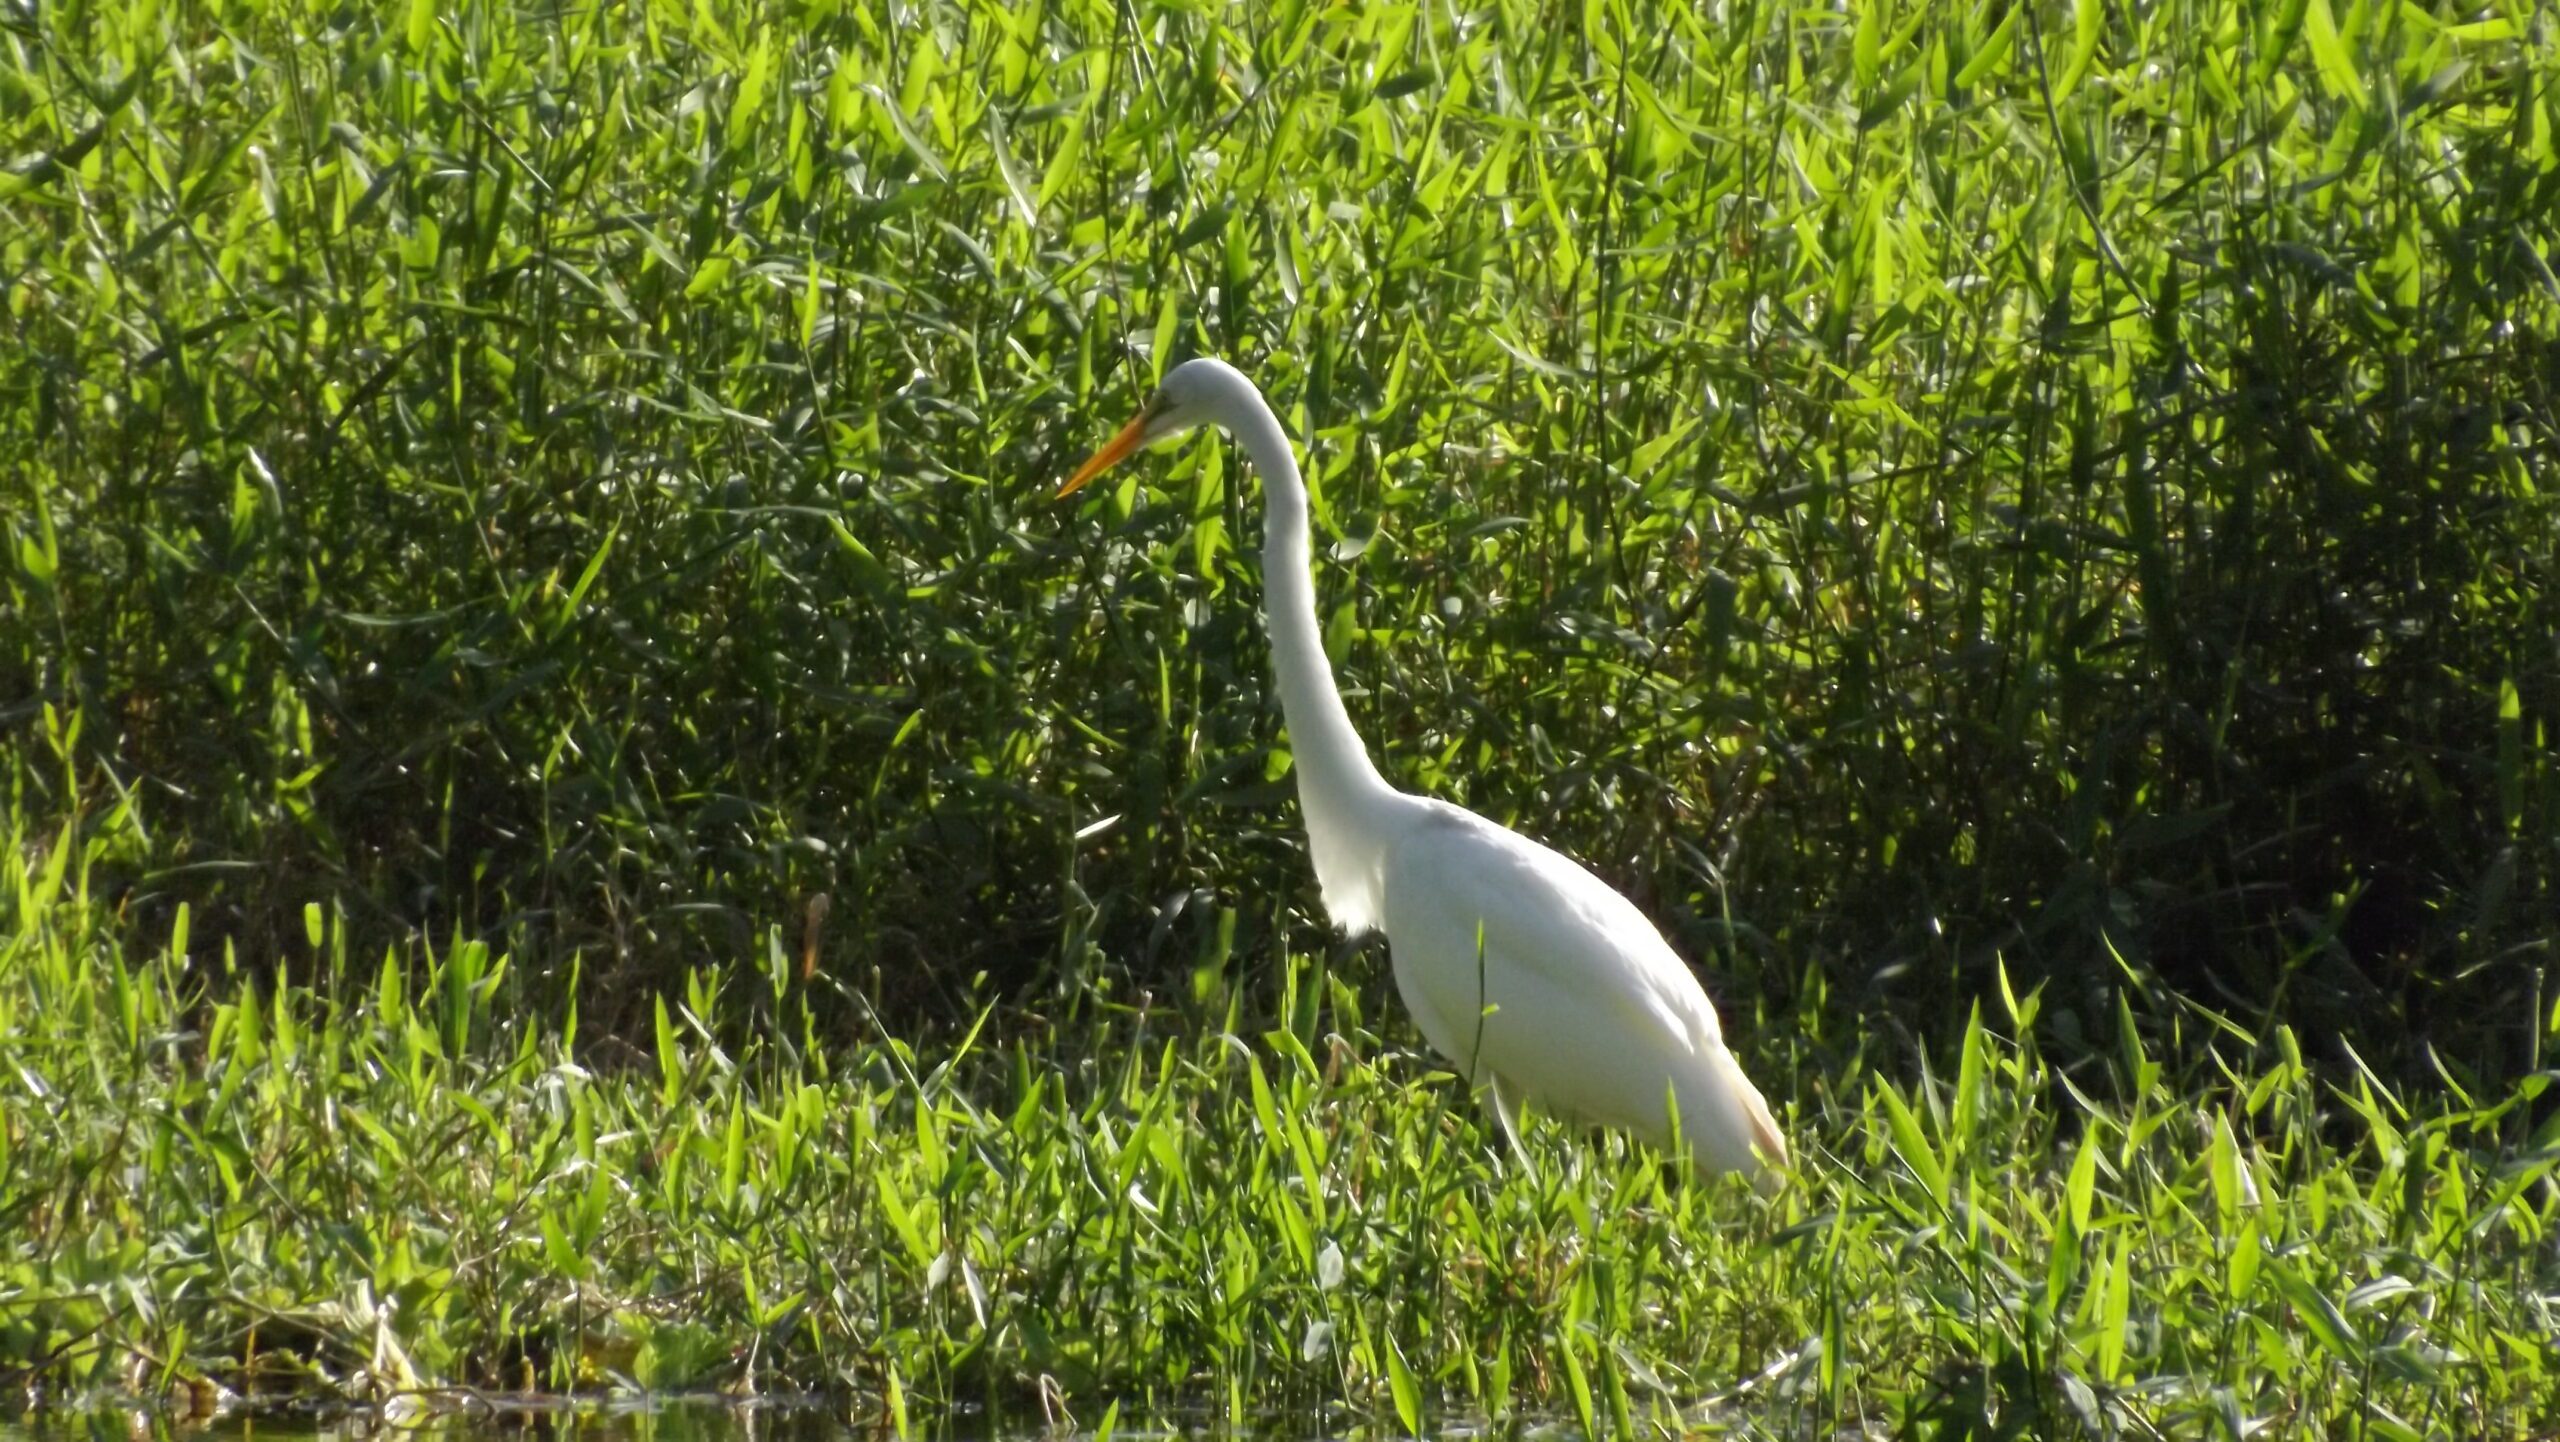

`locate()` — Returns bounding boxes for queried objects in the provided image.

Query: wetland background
[5,0,2559,1433]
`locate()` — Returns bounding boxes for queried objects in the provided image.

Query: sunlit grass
[4,785,2554,1434]
[2,0,2552,1048]
[4,0,2558,1432]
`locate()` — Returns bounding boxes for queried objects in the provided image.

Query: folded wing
[1378,800,1775,1178]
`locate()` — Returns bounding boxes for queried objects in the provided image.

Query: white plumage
[1062,357,1786,1188]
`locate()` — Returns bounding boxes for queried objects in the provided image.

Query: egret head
[1057,358,1246,497]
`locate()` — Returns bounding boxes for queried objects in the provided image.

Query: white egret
[1061,357,1787,1189]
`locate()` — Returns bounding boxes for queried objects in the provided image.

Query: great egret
[1062,357,1787,1189]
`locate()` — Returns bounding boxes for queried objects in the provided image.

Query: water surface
[2,1399,895,1442]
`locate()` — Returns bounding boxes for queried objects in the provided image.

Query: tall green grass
[3,0,2553,1061]
[3,770,2557,1431]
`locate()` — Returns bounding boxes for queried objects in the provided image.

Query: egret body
[1062,357,1787,1187]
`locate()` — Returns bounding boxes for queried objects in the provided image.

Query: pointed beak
[1057,409,1152,498]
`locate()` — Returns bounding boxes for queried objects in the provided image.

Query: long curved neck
[1220,385,1395,819]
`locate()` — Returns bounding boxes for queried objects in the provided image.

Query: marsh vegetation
[5,0,2558,1432]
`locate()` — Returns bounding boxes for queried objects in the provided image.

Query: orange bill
[1057,410,1151,497]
